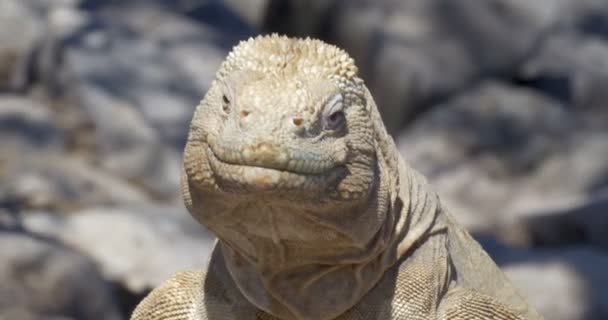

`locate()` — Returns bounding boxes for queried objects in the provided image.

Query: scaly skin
[131,35,543,320]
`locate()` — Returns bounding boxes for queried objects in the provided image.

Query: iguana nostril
[240,110,251,117]
[292,117,303,126]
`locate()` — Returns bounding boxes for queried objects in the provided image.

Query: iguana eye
[326,110,345,129]
[323,93,345,130]
[221,94,230,113]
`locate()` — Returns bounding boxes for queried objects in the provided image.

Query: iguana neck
[215,154,440,320]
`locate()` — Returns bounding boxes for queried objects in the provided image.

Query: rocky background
[1,0,607,319]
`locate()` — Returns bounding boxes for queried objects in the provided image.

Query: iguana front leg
[131,247,393,320]
[130,270,205,320]
[438,288,524,320]
[131,246,265,320]
[131,242,526,320]
[130,270,526,320]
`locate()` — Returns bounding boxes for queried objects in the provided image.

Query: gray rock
[47,5,248,198]
[0,231,122,320]
[267,0,608,133]
[1,154,150,212]
[0,0,44,91]
[23,205,215,293]
[0,308,75,320]
[399,82,571,176]
[483,241,608,320]
[397,82,608,230]
[36,4,90,95]
[500,192,608,251]
[521,34,608,127]
[0,95,64,154]
[78,0,257,36]
[264,0,336,36]
[339,0,562,133]
[0,90,140,215]
[0,0,84,92]
[223,0,270,29]
[269,0,565,133]
[70,84,182,198]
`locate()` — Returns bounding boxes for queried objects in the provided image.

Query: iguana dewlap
[131,35,543,320]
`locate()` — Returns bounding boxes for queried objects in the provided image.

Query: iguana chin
[131,35,543,320]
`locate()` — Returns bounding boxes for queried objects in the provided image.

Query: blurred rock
[268,0,565,133]
[482,239,608,320]
[521,34,608,127]
[0,231,122,320]
[0,95,65,154]
[0,0,44,91]
[334,0,553,133]
[0,0,85,93]
[399,82,571,176]
[264,0,336,36]
[36,3,90,95]
[79,0,259,35]
[23,205,215,293]
[70,85,182,199]
[397,82,608,230]
[267,0,608,133]
[42,4,252,198]
[224,0,270,28]
[500,192,608,251]
[0,308,75,320]
[0,91,149,213]
[1,154,150,212]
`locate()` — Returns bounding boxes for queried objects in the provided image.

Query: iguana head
[181,35,399,320]
[183,35,378,206]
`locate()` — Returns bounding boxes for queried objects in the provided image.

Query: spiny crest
[219,34,358,81]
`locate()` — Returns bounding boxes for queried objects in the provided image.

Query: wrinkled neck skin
[190,139,442,320]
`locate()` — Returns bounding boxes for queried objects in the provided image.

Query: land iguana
[131,35,543,320]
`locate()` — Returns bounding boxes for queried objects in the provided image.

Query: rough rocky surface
[54,6,240,198]
[480,236,608,320]
[1,154,150,212]
[266,0,608,134]
[0,0,44,91]
[397,82,608,231]
[23,205,215,294]
[1,0,607,319]
[0,231,122,320]
[500,192,608,251]
[0,95,65,154]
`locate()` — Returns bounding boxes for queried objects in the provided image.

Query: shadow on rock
[477,234,608,320]
[0,229,123,320]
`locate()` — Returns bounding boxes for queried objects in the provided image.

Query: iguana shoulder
[132,227,532,320]
[130,270,203,320]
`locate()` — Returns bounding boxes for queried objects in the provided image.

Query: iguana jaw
[205,142,346,192]
[208,135,346,173]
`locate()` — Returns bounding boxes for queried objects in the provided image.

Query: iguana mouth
[207,138,343,175]
[205,143,345,192]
